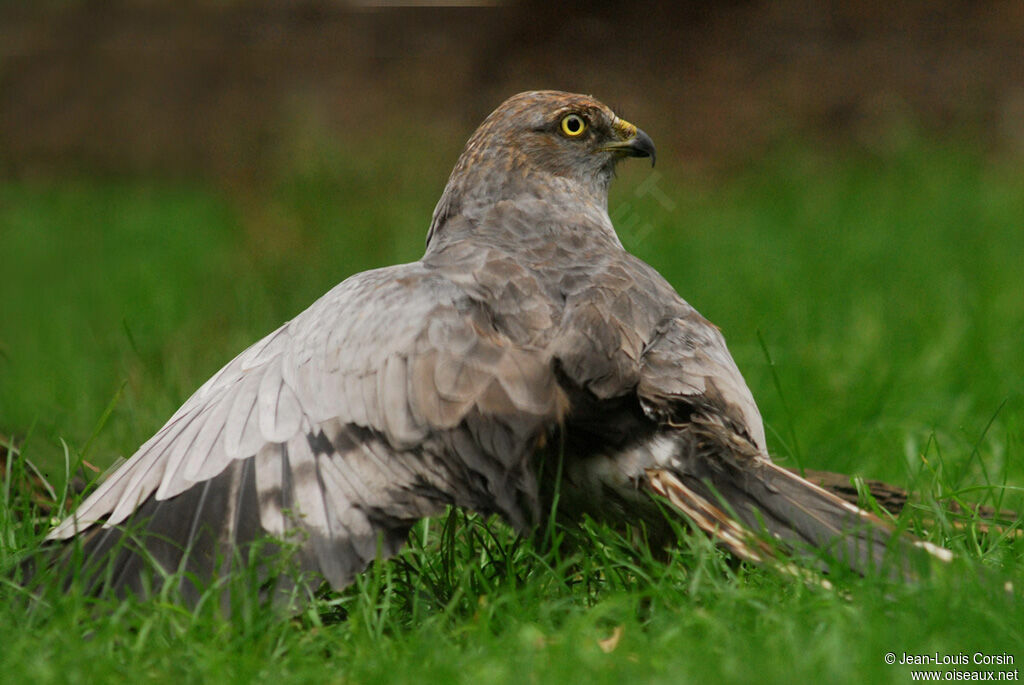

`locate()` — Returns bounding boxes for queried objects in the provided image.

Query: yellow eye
[560,113,587,137]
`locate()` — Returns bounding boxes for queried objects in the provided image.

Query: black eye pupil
[567,117,580,132]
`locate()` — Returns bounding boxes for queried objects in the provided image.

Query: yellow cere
[612,117,638,140]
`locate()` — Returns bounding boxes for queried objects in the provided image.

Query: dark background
[3,0,1024,184]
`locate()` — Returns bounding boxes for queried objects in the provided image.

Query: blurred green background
[2,3,1024,684]
[2,0,1022,486]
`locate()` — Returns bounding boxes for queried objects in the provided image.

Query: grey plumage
[37,90,948,603]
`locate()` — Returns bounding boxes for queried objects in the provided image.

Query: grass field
[2,136,1023,683]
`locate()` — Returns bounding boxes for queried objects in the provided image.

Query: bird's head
[428,91,655,245]
[481,90,655,176]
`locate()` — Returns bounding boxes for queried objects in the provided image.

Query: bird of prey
[37,90,949,604]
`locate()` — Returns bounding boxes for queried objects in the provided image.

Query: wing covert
[637,313,768,454]
[47,262,564,592]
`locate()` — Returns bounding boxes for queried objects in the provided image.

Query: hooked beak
[603,118,656,166]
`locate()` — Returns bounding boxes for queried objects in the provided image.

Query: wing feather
[47,262,562,597]
[281,431,333,559]
[254,442,287,538]
[638,313,768,453]
[222,373,261,459]
[107,407,207,526]
[257,359,304,444]
[178,390,233,484]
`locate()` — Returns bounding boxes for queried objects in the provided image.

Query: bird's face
[446,91,655,206]
[506,91,656,181]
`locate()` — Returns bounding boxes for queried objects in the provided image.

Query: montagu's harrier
[36,91,949,604]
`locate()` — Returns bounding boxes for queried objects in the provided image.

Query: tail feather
[646,459,951,579]
[798,468,1021,540]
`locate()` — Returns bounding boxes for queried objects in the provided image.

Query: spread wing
[46,262,565,600]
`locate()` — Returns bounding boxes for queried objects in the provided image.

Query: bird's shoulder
[636,310,767,454]
[518,244,766,453]
[188,259,563,446]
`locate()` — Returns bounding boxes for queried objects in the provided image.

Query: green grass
[2,136,1023,683]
